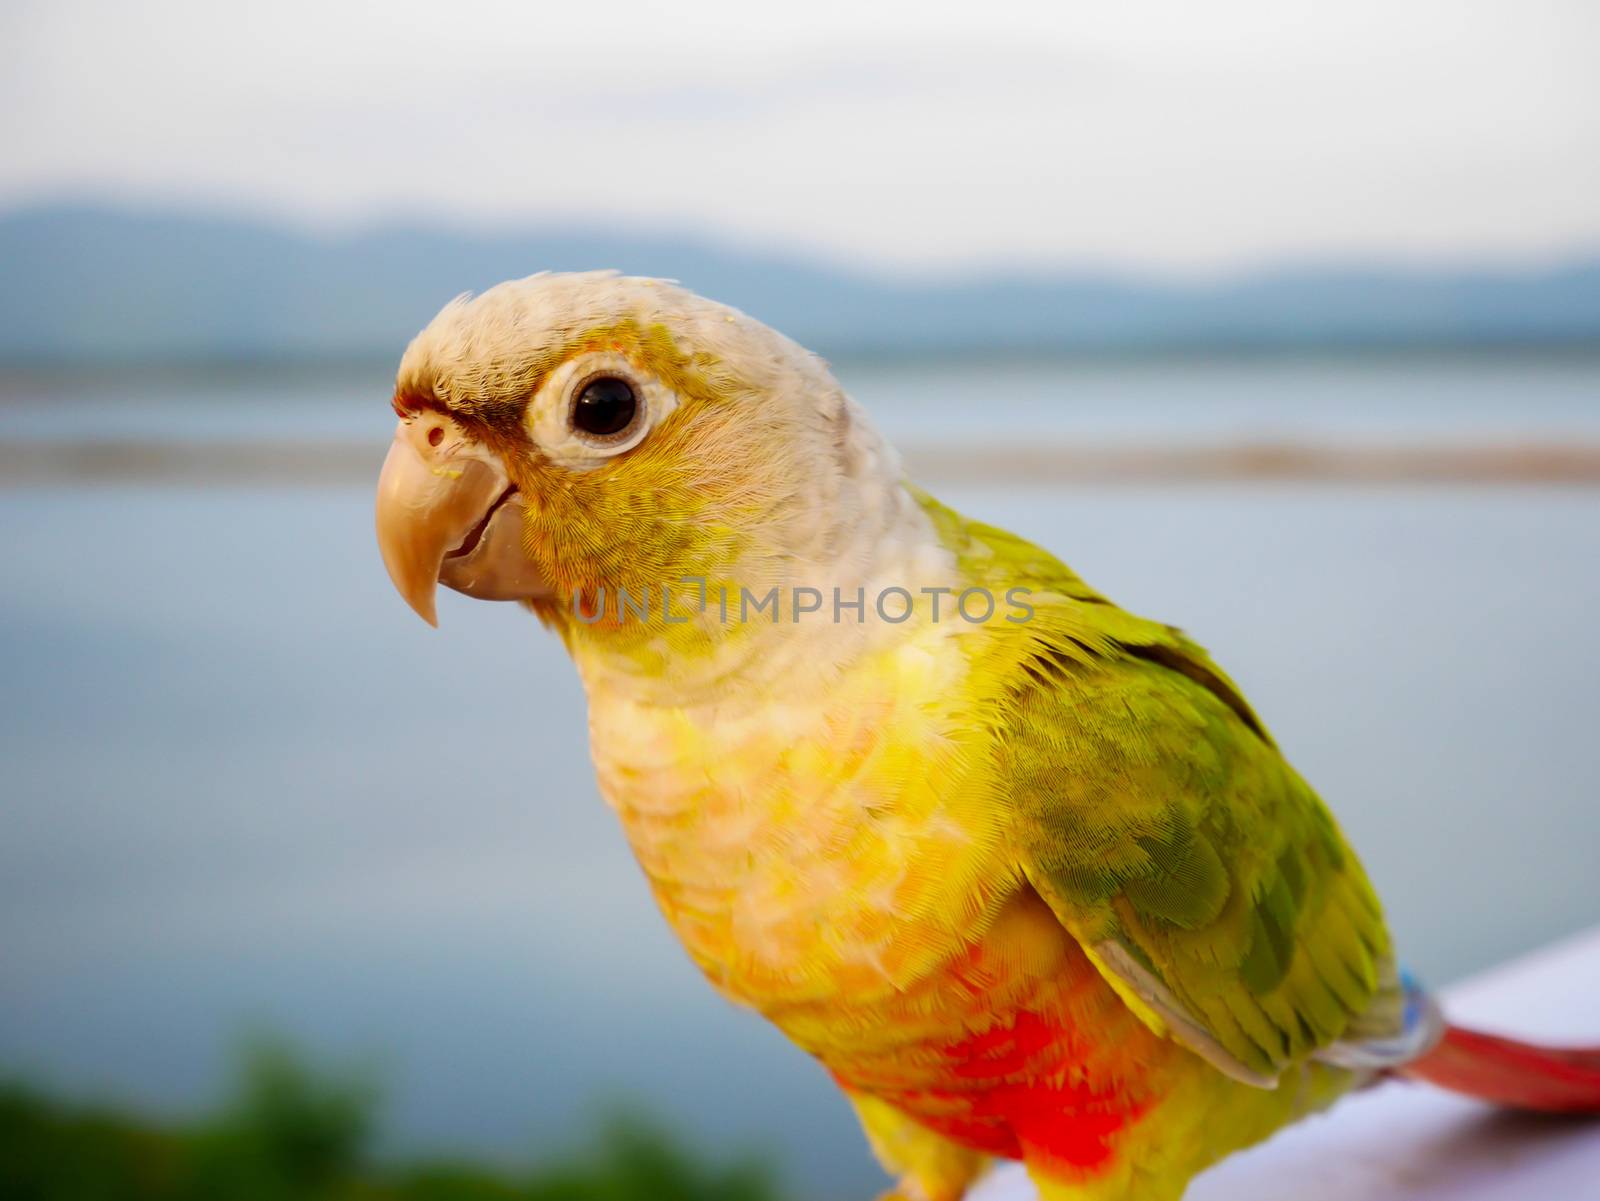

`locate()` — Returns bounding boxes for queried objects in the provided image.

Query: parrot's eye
[571,376,638,439]
[530,355,669,468]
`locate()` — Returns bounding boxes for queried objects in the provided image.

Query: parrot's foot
[874,1183,972,1201]
[868,1165,983,1201]
[849,1090,988,1201]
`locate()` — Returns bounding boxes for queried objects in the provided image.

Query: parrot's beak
[374,416,551,626]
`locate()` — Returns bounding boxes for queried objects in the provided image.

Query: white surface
[972,928,1600,1200]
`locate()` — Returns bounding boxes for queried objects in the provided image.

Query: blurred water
[1,357,1599,1198]
[5,351,1600,448]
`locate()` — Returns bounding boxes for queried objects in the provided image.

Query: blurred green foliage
[0,1041,781,1201]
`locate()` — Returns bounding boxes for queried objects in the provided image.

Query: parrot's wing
[914,494,1418,1086]
[999,611,1408,1088]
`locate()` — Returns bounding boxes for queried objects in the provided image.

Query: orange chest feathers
[584,659,1175,1171]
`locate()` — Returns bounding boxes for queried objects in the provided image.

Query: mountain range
[3,204,1598,362]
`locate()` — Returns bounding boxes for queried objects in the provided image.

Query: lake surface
[7,349,1600,449]
[2,354,1599,1198]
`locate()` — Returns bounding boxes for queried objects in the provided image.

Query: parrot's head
[376,272,920,674]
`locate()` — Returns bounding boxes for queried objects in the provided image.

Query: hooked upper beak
[374,415,551,626]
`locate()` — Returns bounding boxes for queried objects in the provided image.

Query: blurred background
[2,2,1598,1198]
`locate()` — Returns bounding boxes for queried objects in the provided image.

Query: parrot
[373,272,1600,1201]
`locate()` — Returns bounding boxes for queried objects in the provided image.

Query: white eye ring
[525,351,677,469]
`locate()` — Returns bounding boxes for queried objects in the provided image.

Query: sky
[3,0,1598,277]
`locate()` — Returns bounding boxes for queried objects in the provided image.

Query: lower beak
[374,418,551,626]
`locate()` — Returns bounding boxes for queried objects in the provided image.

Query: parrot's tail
[1399,1024,1600,1113]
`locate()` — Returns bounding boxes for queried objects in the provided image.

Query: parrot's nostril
[427,426,444,447]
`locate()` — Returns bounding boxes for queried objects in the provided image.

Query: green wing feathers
[931,496,1399,1085]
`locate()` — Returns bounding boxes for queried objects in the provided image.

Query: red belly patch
[839,1010,1151,1170]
